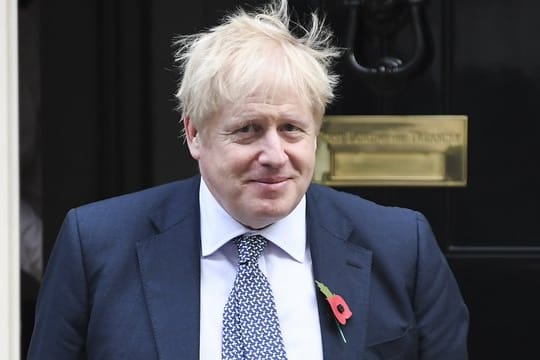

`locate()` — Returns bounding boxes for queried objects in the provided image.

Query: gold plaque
[313,115,467,186]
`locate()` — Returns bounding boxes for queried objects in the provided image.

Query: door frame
[0,0,21,358]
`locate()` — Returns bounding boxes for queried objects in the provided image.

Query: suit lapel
[307,187,373,359]
[136,178,201,360]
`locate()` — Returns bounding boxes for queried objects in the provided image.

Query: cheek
[203,146,253,176]
[295,140,317,168]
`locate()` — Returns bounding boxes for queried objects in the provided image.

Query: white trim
[0,0,21,358]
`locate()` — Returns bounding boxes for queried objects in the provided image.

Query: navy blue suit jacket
[29,176,468,359]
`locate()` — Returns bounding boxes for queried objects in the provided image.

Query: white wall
[0,0,21,358]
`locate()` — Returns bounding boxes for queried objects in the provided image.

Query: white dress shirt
[199,178,324,359]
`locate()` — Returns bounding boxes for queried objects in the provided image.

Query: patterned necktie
[221,234,287,360]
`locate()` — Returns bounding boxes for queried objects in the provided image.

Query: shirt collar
[199,178,306,263]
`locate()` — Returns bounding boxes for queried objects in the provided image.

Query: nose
[258,129,288,168]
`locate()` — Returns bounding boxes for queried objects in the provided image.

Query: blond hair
[174,0,340,129]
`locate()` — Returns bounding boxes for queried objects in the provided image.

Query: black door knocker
[344,0,428,95]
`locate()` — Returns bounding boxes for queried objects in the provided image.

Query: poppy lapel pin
[315,280,353,343]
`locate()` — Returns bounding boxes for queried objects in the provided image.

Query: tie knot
[234,234,268,265]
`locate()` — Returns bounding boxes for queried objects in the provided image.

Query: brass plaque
[313,115,467,186]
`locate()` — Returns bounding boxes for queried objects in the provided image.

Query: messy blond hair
[174,0,340,129]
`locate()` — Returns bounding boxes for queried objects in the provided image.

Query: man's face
[185,87,318,229]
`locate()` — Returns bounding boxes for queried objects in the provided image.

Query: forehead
[198,86,319,136]
[225,86,317,126]
[229,77,319,120]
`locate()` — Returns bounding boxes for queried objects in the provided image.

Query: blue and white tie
[221,234,287,360]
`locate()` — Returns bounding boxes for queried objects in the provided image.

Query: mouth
[253,177,290,184]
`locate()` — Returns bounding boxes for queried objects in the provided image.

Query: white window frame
[0,0,21,358]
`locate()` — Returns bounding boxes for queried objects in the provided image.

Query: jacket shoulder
[307,183,421,227]
[74,177,197,219]
[65,176,199,243]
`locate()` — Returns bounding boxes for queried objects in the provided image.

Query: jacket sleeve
[28,209,88,359]
[414,212,469,359]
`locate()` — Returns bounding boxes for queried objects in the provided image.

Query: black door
[322,1,540,358]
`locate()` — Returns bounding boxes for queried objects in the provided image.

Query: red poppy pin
[315,280,352,343]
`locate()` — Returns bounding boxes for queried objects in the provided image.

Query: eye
[282,123,300,132]
[230,123,261,143]
[238,124,256,133]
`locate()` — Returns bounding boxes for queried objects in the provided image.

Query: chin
[244,206,293,228]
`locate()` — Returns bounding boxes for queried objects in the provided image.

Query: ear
[184,116,201,160]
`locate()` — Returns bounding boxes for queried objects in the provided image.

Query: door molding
[0,0,21,358]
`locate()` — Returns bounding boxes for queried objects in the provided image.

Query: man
[29,1,468,359]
